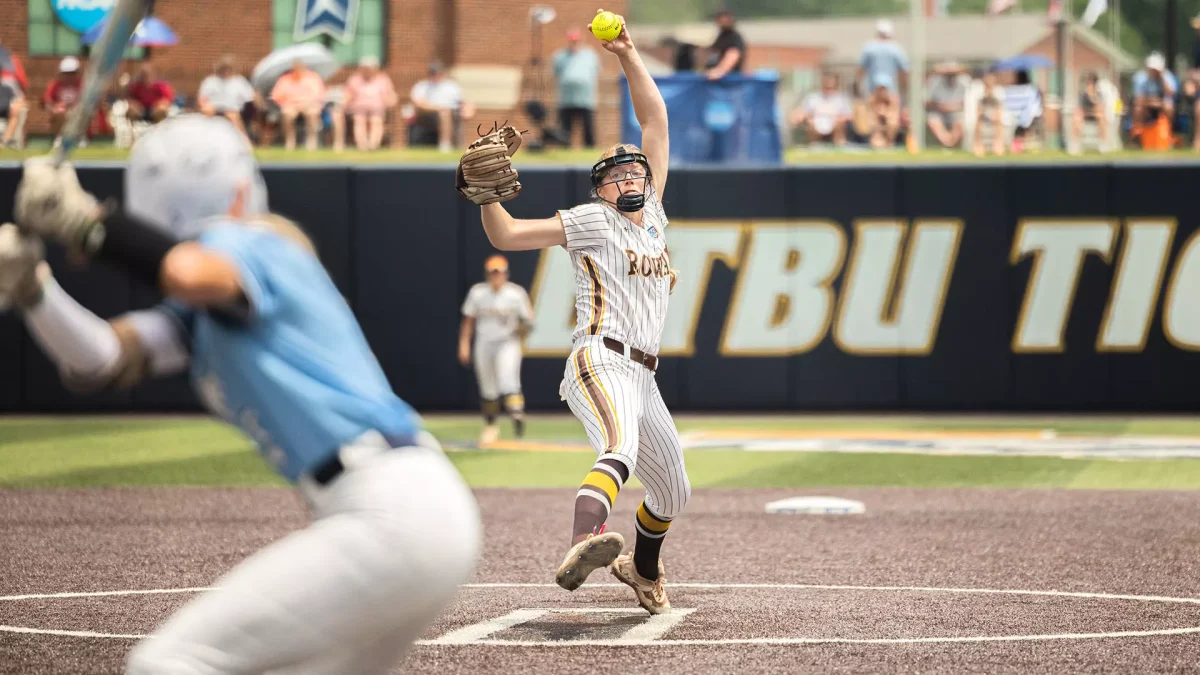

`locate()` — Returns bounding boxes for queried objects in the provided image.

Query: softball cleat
[610,552,670,614]
[555,531,625,591]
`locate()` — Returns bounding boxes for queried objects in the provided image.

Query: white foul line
[0,587,215,602]
[0,625,144,639]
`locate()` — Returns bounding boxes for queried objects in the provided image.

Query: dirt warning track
[2,487,1199,674]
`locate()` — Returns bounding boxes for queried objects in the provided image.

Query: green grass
[3,140,1197,166]
[4,414,1200,490]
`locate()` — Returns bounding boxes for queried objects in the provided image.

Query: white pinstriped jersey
[462,281,533,343]
[558,192,671,355]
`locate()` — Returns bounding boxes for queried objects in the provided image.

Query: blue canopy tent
[82,15,178,47]
[620,72,783,165]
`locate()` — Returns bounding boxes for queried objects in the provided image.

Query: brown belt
[603,337,658,372]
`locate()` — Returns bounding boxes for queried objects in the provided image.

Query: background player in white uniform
[458,254,533,445]
[0,115,480,674]
[465,16,687,615]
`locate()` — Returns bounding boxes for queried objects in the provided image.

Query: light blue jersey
[166,223,420,482]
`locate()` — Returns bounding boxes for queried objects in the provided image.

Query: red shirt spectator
[128,78,174,109]
[124,64,175,124]
[42,57,82,113]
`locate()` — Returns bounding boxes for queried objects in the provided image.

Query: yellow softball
[590,9,623,42]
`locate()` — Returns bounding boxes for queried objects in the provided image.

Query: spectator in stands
[789,71,851,146]
[343,55,396,151]
[271,58,326,151]
[926,61,967,149]
[1003,69,1043,153]
[125,63,175,126]
[972,71,1005,157]
[857,20,908,144]
[42,57,83,145]
[409,61,475,152]
[705,10,746,80]
[553,28,599,149]
[0,71,26,149]
[866,75,901,148]
[322,84,347,153]
[198,55,257,137]
[1131,52,1177,150]
[1071,71,1109,153]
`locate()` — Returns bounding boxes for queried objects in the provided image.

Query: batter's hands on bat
[598,14,633,55]
[0,223,48,311]
[14,157,104,252]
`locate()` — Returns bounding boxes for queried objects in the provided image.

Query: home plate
[765,496,865,515]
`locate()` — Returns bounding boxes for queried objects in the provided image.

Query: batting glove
[15,156,105,251]
[0,223,48,311]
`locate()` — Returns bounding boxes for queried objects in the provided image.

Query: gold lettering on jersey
[625,248,672,279]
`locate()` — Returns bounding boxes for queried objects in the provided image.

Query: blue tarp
[620,73,783,165]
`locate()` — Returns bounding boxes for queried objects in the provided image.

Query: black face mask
[615,191,646,213]
[591,150,653,213]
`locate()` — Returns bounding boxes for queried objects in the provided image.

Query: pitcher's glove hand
[669,268,679,295]
[456,124,523,206]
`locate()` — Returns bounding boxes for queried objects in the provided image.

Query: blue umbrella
[82,15,178,47]
[991,54,1054,72]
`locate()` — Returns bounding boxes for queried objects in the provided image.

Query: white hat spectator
[1146,52,1166,71]
[359,55,380,69]
[876,19,895,37]
[59,56,80,73]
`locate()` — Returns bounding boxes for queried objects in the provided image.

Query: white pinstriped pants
[559,336,691,519]
[473,338,523,400]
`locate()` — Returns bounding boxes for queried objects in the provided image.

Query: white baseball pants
[474,338,523,400]
[125,432,480,675]
[559,336,691,519]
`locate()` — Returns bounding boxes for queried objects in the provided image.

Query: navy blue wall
[1,161,1198,413]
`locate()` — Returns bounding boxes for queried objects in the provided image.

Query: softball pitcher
[1,115,480,674]
[456,15,687,615]
[458,254,534,445]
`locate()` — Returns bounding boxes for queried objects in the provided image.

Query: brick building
[1,0,629,147]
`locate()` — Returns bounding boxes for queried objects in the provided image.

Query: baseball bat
[53,0,153,165]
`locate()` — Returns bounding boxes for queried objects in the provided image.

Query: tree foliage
[629,0,1199,62]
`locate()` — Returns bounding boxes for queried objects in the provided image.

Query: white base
[765,496,865,515]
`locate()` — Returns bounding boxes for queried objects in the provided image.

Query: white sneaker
[555,531,624,591]
[610,552,671,614]
[477,424,500,446]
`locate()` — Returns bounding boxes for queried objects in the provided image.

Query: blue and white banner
[53,0,116,34]
[293,0,359,43]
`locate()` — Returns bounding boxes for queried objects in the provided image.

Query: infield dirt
[2,486,1199,674]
